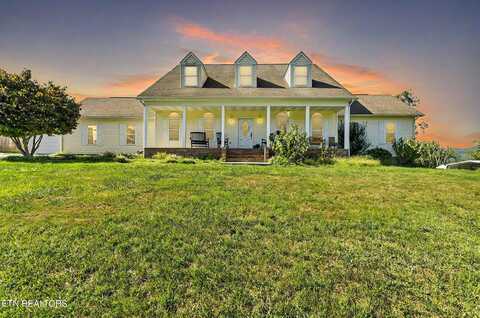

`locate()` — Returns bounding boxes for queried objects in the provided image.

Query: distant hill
[453,147,478,160]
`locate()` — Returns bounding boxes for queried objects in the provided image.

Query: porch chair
[328,137,337,148]
[190,132,209,148]
[215,132,229,148]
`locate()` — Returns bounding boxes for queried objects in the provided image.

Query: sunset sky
[1,0,478,147]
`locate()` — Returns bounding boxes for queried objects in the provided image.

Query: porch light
[228,117,236,125]
[256,116,264,124]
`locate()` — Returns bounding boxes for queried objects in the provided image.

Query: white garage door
[36,135,61,154]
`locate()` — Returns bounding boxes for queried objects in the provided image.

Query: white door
[238,119,254,148]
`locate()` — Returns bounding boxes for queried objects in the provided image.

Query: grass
[0,158,479,317]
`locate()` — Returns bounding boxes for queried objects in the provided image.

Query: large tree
[0,69,80,157]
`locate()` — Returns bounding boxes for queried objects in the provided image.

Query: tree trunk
[10,136,43,158]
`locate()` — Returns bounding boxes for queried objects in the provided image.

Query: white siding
[63,118,143,154]
[351,116,415,153]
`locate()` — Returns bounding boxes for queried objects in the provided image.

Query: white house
[36,51,423,160]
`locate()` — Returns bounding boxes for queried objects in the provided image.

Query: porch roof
[352,95,424,117]
[138,64,353,99]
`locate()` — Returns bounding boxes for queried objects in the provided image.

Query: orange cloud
[203,52,232,64]
[310,53,402,94]
[174,19,284,51]
[106,73,158,95]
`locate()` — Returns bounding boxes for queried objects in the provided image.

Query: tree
[338,122,370,155]
[0,69,81,157]
[397,89,420,107]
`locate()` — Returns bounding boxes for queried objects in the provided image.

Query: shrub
[102,151,116,159]
[472,150,480,160]
[152,152,169,160]
[338,122,370,155]
[271,124,309,164]
[305,145,336,165]
[113,154,130,163]
[392,138,420,166]
[364,147,392,164]
[471,143,480,160]
[393,138,456,168]
[415,142,456,168]
[270,156,290,166]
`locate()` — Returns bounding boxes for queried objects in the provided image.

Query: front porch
[143,104,351,160]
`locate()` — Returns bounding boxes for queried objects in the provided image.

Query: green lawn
[0,159,479,317]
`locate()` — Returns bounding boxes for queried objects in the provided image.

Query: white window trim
[87,125,97,146]
[293,65,309,87]
[126,124,136,145]
[182,65,200,87]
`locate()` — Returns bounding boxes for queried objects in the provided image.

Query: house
[36,51,423,159]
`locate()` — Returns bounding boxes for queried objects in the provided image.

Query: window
[201,112,215,140]
[238,65,253,87]
[126,125,135,145]
[386,121,396,143]
[184,66,198,87]
[276,112,289,132]
[311,113,323,139]
[169,113,180,141]
[294,66,308,86]
[87,125,97,145]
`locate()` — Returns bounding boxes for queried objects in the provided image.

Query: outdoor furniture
[328,137,337,148]
[309,137,324,146]
[215,132,229,148]
[190,132,209,148]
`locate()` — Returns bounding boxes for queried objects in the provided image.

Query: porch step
[225,149,268,162]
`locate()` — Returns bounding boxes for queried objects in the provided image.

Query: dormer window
[180,52,206,88]
[293,66,308,86]
[184,66,199,87]
[235,52,257,88]
[286,52,313,88]
[239,66,253,87]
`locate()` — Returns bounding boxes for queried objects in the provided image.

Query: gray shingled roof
[80,97,143,118]
[79,95,422,118]
[138,64,353,99]
[351,95,424,117]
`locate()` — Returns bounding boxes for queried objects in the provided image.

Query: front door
[238,118,254,148]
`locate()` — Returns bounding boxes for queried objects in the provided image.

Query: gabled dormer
[180,52,207,88]
[285,51,312,88]
[235,51,257,88]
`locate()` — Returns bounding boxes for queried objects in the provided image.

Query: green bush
[338,122,371,155]
[415,142,456,168]
[471,143,480,160]
[113,154,130,163]
[271,124,309,164]
[393,138,456,168]
[305,145,336,165]
[364,147,392,164]
[472,150,480,160]
[392,138,420,166]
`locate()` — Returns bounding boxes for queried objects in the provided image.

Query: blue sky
[1,0,479,146]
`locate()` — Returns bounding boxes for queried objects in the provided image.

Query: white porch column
[182,106,187,147]
[344,103,350,155]
[143,105,148,148]
[266,105,271,147]
[221,105,225,148]
[153,111,157,147]
[305,105,310,138]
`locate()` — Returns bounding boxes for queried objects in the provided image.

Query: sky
[1,0,479,147]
